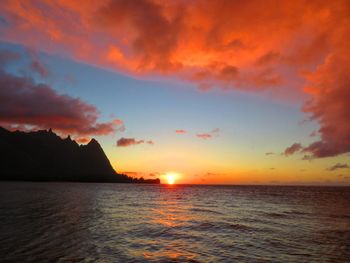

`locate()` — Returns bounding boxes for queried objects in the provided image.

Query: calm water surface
[0,183,349,262]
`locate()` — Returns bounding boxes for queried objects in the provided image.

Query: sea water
[0,182,349,262]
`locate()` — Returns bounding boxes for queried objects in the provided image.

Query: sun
[165,172,178,185]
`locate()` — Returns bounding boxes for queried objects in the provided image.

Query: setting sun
[165,173,178,185]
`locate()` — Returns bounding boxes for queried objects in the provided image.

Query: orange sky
[0,0,349,184]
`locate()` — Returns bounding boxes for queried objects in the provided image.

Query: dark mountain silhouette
[0,127,160,184]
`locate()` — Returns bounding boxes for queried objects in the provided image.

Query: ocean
[0,182,349,262]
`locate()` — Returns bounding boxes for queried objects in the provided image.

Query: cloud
[255,51,280,67]
[116,137,154,147]
[76,137,91,144]
[148,172,160,177]
[117,138,144,147]
[0,50,123,137]
[284,143,302,156]
[0,0,335,85]
[28,49,50,78]
[301,155,314,161]
[309,131,318,137]
[196,128,220,139]
[112,119,126,132]
[211,128,220,134]
[1,0,350,157]
[175,129,186,134]
[196,133,212,139]
[301,50,350,158]
[96,0,184,72]
[121,172,140,177]
[0,50,20,65]
[121,171,138,176]
[327,163,349,172]
[338,174,350,179]
[218,65,239,82]
[265,152,275,156]
[122,171,160,178]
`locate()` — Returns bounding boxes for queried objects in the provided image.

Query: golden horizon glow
[164,172,180,185]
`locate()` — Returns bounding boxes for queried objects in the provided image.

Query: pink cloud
[76,137,91,144]
[327,163,349,172]
[301,50,350,157]
[28,49,50,78]
[112,119,126,132]
[0,51,123,137]
[196,133,212,140]
[196,128,220,139]
[175,129,186,134]
[117,137,154,147]
[284,143,302,156]
[211,128,220,135]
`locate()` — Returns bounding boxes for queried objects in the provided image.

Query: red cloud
[112,119,126,132]
[211,128,220,134]
[301,49,350,158]
[196,128,220,139]
[284,143,302,156]
[1,0,350,157]
[327,163,349,172]
[117,138,144,147]
[0,0,333,87]
[28,49,50,78]
[175,129,186,134]
[196,133,212,140]
[76,137,91,144]
[117,137,154,147]
[0,51,123,137]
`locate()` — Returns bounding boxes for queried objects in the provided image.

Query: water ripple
[0,183,349,262]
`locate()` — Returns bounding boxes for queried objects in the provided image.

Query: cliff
[0,127,160,184]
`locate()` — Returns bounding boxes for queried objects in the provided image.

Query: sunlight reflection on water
[0,183,349,262]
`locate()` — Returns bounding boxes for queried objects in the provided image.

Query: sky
[0,0,349,185]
